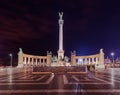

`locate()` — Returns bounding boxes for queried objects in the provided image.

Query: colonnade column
[24,57,26,64]
[31,58,33,65]
[85,58,87,65]
[43,59,45,64]
[89,58,91,64]
[28,57,30,64]
[35,58,37,65]
[39,58,41,65]
[92,57,94,64]
[96,57,98,64]
[22,57,49,66]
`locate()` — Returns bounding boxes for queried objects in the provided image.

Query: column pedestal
[57,50,64,60]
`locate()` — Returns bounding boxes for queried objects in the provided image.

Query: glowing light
[111,52,114,56]
[9,53,12,57]
[110,52,115,63]
[77,59,83,64]
[79,59,83,62]
[9,53,13,67]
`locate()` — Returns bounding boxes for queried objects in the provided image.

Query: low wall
[32,66,87,74]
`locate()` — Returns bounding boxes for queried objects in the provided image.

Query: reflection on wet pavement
[0,67,120,95]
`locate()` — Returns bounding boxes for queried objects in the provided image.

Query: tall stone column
[58,12,64,59]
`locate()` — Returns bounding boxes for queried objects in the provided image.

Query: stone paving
[0,67,120,95]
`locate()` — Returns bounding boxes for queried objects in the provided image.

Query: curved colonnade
[18,49,52,67]
[18,49,105,70]
[71,49,105,69]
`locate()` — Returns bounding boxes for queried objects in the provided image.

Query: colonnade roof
[23,54,48,58]
[74,54,100,59]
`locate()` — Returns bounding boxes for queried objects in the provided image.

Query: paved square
[0,67,120,95]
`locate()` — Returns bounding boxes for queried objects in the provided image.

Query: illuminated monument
[57,12,64,60]
[18,12,105,70]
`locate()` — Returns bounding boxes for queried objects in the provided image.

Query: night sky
[0,0,120,65]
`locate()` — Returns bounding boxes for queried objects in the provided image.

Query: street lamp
[9,53,13,67]
[111,52,115,67]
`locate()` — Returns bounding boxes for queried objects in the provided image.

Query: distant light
[9,53,12,56]
[78,58,83,64]
[51,73,54,75]
[79,59,83,62]
[111,52,114,56]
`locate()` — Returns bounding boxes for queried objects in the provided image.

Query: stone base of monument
[51,61,71,66]
[51,62,65,66]
[32,66,87,74]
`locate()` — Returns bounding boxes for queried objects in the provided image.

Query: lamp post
[111,52,114,67]
[9,53,13,67]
